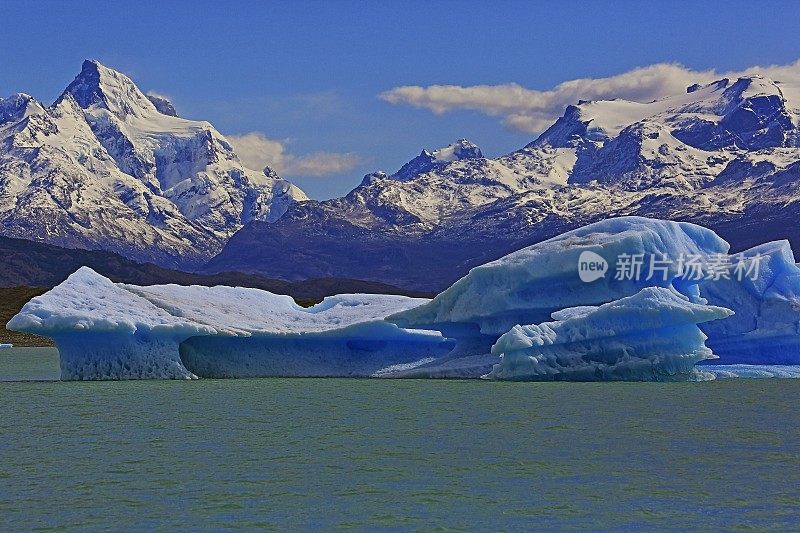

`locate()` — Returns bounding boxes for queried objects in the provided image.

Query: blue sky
[2,1,799,198]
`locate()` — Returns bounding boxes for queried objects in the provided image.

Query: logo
[578,251,608,283]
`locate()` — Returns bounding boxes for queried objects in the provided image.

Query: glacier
[485,287,732,382]
[7,267,453,380]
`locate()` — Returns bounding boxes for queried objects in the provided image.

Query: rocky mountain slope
[206,75,800,290]
[0,60,307,269]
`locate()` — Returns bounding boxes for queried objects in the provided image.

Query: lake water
[1,348,799,530]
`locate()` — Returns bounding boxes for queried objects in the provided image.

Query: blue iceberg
[8,216,800,380]
[485,287,732,381]
[389,217,727,337]
[387,217,731,377]
[698,240,800,365]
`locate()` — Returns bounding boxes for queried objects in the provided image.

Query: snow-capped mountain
[0,60,307,268]
[206,75,800,290]
[4,64,799,290]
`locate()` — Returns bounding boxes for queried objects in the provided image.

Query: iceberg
[387,217,730,376]
[7,267,453,380]
[389,217,729,337]
[485,287,733,381]
[698,240,800,364]
[8,216,800,381]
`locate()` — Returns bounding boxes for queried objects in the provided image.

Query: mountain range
[3,62,800,291]
[207,75,800,289]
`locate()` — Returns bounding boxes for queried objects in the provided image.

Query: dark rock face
[146,94,178,117]
[61,60,105,109]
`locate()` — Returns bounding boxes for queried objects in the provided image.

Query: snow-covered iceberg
[485,287,733,381]
[698,240,800,364]
[7,267,453,380]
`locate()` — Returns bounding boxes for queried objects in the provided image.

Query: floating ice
[386,217,729,377]
[485,287,733,381]
[7,267,452,380]
[9,217,800,381]
[702,365,800,379]
[698,240,800,365]
[389,217,729,337]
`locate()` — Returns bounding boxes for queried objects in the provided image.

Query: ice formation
[697,240,800,364]
[485,287,732,381]
[389,217,729,337]
[9,216,800,381]
[385,217,730,378]
[7,267,453,380]
[387,216,800,377]
[703,365,800,379]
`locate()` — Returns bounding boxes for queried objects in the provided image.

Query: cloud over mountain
[228,132,361,177]
[380,60,800,133]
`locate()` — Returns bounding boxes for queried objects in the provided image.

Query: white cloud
[227,132,361,177]
[280,151,363,176]
[380,60,800,133]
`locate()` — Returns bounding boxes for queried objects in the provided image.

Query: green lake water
[1,348,798,530]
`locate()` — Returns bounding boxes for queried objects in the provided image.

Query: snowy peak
[321,72,800,236]
[0,60,308,269]
[391,139,483,181]
[0,93,45,125]
[521,74,800,189]
[430,138,483,162]
[533,75,797,151]
[60,59,158,119]
[527,104,597,148]
[671,76,795,150]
